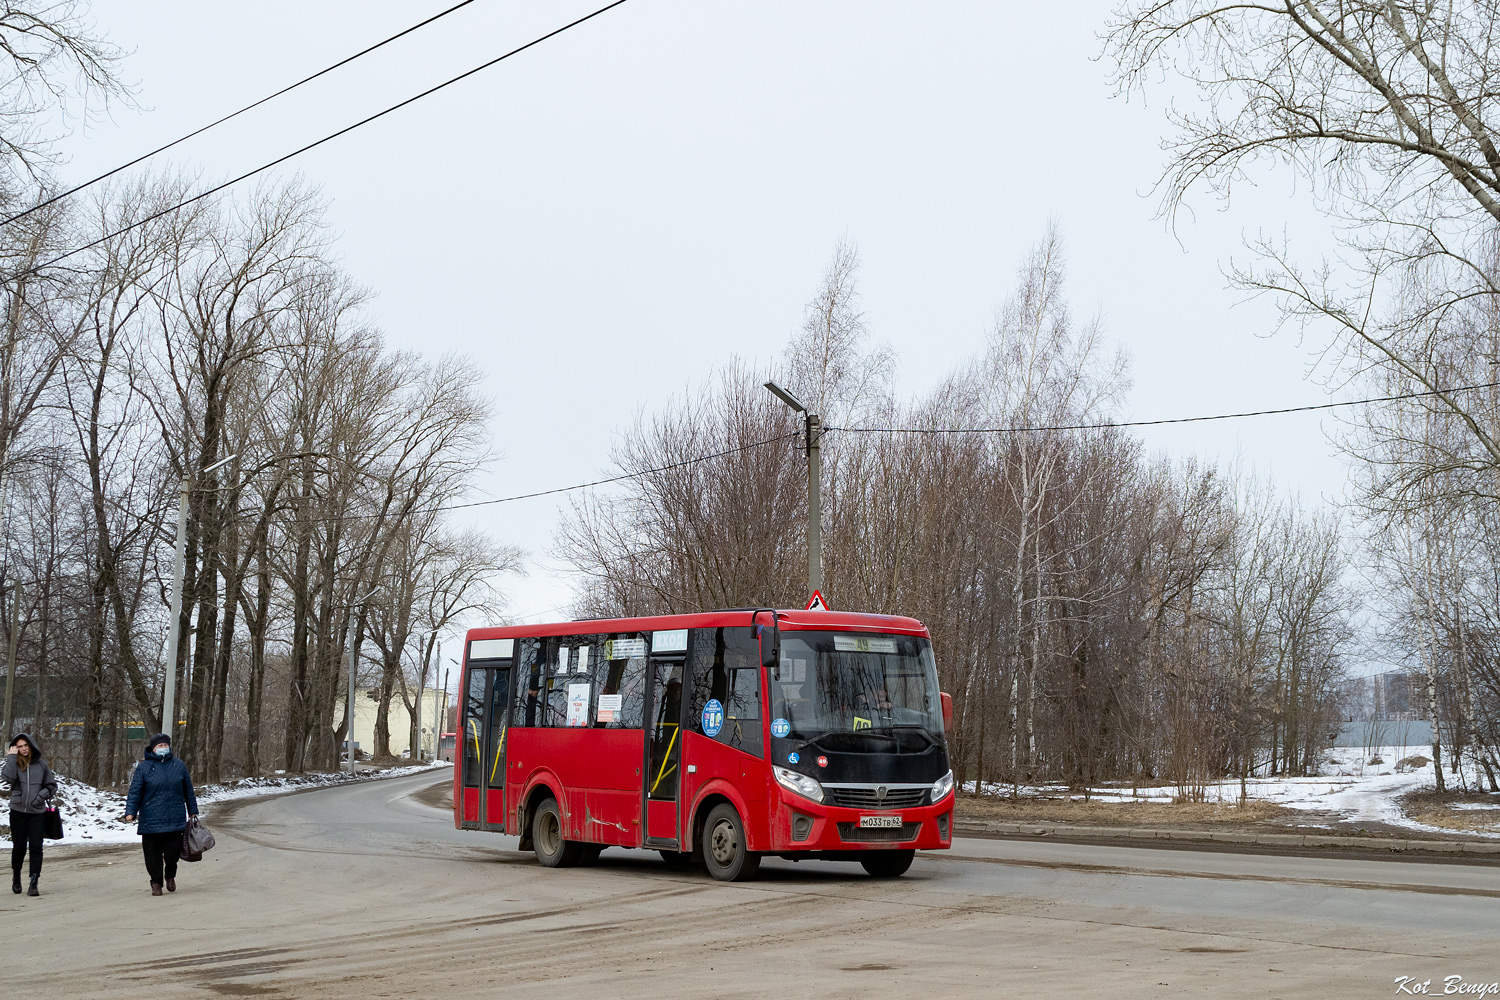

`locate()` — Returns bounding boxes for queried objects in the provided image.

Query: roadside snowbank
[962,745,1498,838]
[2,761,450,846]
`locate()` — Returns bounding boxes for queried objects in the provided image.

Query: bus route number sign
[701,699,724,737]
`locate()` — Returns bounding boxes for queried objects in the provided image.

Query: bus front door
[643,656,684,847]
[482,668,510,831]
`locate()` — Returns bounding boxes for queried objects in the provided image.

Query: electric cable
[310,429,801,523]
[0,0,484,229]
[6,0,631,281]
[825,380,1500,436]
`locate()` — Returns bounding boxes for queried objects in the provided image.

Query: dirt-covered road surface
[6,769,1496,998]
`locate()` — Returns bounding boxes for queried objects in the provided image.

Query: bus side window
[595,633,646,729]
[690,627,764,759]
[544,640,575,726]
[513,638,542,728]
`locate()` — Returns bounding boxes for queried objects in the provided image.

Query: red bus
[453,608,954,881]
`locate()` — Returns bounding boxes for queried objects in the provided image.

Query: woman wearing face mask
[3,733,58,896]
[123,733,199,896]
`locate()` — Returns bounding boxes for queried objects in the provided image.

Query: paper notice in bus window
[833,635,897,654]
[577,645,590,674]
[606,638,646,660]
[597,693,623,723]
[566,683,591,727]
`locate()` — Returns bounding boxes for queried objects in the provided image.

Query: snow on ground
[962,746,1500,839]
[2,761,451,847]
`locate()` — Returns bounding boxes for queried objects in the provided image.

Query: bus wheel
[859,850,915,878]
[532,797,582,868]
[659,849,694,869]
[703,803,761,882]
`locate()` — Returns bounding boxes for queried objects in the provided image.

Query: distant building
[1372,671,1419,720]
[348,685,446,760]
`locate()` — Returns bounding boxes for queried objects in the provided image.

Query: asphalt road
[6,769,1496,999]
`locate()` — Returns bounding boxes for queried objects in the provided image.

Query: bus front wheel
[859,849,915,878]
[702,803,761,882]
[532,797,582,868]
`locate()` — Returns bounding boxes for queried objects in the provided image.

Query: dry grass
[956,793,1290,828]
[1400,790,1500,834]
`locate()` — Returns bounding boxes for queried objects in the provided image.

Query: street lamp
[161,453,237,743]
[764,381,823,599]
[345,586,382,772]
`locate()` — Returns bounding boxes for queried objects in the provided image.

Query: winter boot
[26,876,39,896]
[150,882,162,896]
[10,869,19,894]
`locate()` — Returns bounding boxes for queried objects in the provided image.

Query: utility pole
[805,412,823,596]
[440,666,450,758]
[432,640,443,760]
[161,476,190,741]
[3,582,18,739]
[764,381,823,597]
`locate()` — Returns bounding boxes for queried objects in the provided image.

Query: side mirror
[756,620,779,673]
[940,692,953,733]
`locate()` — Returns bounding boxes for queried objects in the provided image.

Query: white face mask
[153,746,170,758]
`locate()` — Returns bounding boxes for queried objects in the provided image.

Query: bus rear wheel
[702,803,760,882]
[532,797,582,868]
[859,849,915,878]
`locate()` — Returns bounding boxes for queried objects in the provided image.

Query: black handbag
[181,816,215,861]
[42,806,63,840]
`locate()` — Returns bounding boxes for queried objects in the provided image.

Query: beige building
[349,685,447,760]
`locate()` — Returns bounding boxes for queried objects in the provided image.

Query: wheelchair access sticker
[787,752,800,764]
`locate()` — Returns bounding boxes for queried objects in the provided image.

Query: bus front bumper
[768,790,954,853]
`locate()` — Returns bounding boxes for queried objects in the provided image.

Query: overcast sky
[58,0,1353,635]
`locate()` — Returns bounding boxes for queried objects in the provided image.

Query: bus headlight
[773,766,824,803]
[931,770,954,802]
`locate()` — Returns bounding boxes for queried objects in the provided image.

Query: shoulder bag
[42,805,63,840]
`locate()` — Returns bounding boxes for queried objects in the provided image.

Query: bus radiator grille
[827,787,929,809]
[836,822,922,842]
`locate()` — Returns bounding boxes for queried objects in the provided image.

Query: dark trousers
[141,830,183,885]
[10,810,44,878]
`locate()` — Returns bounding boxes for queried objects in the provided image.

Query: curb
[956,820,1500,856]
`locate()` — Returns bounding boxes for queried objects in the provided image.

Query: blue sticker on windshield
[771,717,791,738]
[787,752,800,764]
[701,698,724,737]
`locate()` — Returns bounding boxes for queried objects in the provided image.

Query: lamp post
[764,381,822,598]
[345,586,382,772]
[161,453,237,743]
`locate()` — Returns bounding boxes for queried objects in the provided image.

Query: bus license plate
[859,815,902,829]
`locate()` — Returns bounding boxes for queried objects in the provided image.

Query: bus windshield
[769,632,942,743]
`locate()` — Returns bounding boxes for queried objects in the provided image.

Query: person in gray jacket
[3,733,58,897]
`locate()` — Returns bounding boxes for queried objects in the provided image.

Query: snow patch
[3,761,450,846]
[960,746,1500,838]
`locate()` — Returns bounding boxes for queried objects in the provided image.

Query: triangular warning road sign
[805,590,830,611]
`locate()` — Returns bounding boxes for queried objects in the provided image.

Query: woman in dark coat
[124,733,199,896]
[3,733,58,896]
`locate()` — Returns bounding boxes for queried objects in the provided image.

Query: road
[6,769,1496,999]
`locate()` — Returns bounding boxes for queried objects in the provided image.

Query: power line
[8,0,631,280]
[0,0,483,230]
[316,430,800,523]
[825,380,1500,436]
